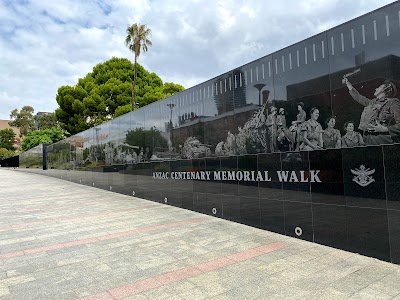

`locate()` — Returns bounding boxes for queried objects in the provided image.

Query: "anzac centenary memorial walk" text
[152,170,322,183]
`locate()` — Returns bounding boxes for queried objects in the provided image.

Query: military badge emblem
[351,165,375,187]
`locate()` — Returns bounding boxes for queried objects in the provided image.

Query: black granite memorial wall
[0,155,19,167]
[16,2,400,264]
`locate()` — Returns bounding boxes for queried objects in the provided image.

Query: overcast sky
[0,0,395,120]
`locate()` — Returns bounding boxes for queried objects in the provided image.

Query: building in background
[0,120,21,149]
[35,112,53,130]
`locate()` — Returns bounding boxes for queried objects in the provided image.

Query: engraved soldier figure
[289,102,306,151]
[341,121,364,148]
[276,108,287,129]
[344,78,400,145]
[266,106,278,152]
[369,122,400,143]
[276,108,292,151]
[300,107,323,151]
[322,117,341,149]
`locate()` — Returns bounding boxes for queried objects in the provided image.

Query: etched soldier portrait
[300,107,323,151]
[322,117,341,149]
[289,102,306,151]
[266,106,278,152]
[341,121,364,148]
[344,77,400,146]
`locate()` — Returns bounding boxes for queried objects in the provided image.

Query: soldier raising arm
[343,77,400,145]
[343,77,374,107]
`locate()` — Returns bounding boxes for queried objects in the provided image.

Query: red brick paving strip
[79,242,286,300]
[0,204,159,230]
[0,199,105,214]
[0,218,203,260]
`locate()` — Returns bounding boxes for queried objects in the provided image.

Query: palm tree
[125,23,152,111]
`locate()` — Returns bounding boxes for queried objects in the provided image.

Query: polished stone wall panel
[259,198,285,234]
[237,155,258,198]
[206,193,223,218]
[383,144,400,211]
[220,156,238,196]
[280,151,311,203]
[388,209,400,264]
[221,194,241,223]
[257,152,283,200]
[309,149,345,205]
[240,196,261,228]
[346,206,390,262]
[204,157,221,194]
[312,204,348,249]
[192,158,207,193]
[342,146,386,209]
[283,201,313,242]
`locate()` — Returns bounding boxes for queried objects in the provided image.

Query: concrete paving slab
[1,168,400,299]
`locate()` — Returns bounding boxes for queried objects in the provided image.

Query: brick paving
[1,169,400,299]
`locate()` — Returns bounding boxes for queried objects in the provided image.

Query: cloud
[0,92,23,119]
[0,0,395,119]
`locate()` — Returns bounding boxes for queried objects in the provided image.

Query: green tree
[55,84,91,135]
[55,57,184,135]
[114,104,132,118]
[0,128,16,151]
[9,106,35,137]
[0,148,15,160]
[125,127,168,157]
[163,82,185,97]
[35,113,58,130]
[21,128,66,151]
[125,23,152,110]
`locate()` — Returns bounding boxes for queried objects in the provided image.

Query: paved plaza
[0,169,400,299]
